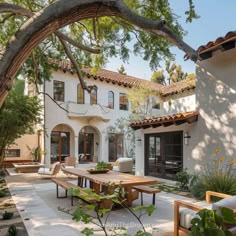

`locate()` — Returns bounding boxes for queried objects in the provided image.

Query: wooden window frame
[53,80,65,102]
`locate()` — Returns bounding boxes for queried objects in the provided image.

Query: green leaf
[81,227,94,236]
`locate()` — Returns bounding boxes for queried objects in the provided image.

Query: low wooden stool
[132,185,161,205]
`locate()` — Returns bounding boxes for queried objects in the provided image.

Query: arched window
[90,87,97,105]
[108,91,114,109]
[77,84,84,104]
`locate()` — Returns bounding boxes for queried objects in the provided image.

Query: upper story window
[108,91,114,109]
[90,87,97,105]
[53,80,64,102]
[77,84,84,104]
[119,93,129,111]
[153,103,161,109]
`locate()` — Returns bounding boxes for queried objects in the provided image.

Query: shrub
[176,168,192,190]
[0,189,6,198]
[188,207,236,236]
[2,211,14,220]
[191,148,236,200]
[8,224,17,236]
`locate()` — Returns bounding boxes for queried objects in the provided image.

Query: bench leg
[152,193,156,205]
[56,185,68,198]
[141,193,143,205]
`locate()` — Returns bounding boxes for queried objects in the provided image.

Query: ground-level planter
[13,162,44,173]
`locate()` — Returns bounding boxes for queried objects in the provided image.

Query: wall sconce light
[136,137,142,146]
[184,132,191,145]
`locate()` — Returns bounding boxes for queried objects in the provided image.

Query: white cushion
[117,158,132,163]
[212,196,236,214]
[179,208,198,229]
[38,168,53,175]
[51,161,60,170]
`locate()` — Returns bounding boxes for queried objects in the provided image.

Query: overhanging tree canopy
[0,0,199,107]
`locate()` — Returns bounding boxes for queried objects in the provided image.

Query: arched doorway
[79,126,100,162]
[50,124,74,163]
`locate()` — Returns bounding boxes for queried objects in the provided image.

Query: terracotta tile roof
[130,111,198,130]
[82,68,164,90]
[49,58,195,95]
[49,58,163,90]
[197,31,236,54]
[160,79,195,97]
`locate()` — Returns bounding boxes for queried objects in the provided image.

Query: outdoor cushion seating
[38,162,61,177]
[174,191,236,236]
[113,157,133,173]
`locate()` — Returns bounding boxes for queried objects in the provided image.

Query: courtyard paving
[4,165,202,236]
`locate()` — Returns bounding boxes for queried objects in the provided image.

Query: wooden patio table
[62,168,157,206]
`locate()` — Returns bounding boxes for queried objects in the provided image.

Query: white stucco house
[6,31,235,180]
[5,60,170,167]
[132,31,236,179]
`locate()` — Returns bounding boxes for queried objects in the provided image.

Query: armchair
[61,156,77,168]
[113,157,133,173]
[38,162,61,177]
[174,191,236,236]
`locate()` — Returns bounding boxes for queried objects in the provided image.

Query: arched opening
[50,124,74,163]
[79,126,100,163]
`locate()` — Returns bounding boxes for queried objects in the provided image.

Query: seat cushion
[212,196,236,214]
[179,208,198,229]
[38,168,52,175]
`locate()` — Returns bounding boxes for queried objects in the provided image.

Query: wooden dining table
[62,168,157,206]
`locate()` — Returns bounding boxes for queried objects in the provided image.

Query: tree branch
[0,3,100,54]
[0,0,198,108]
[58,37,96,93]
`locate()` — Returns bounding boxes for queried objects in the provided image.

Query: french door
[108,133,123,161]
[145,131,183,179]
[50,131,70,162]
[79,133,94,162]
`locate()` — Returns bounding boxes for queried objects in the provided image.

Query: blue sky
[106,0,236,80]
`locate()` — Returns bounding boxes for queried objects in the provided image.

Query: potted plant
[96,161,113,170]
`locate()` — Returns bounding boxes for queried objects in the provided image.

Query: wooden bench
[51,178,103,206]
[132,185,161,205]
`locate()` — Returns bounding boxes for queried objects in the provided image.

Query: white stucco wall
[43,70,133,165]
[185,48,236,172]
[163,91,196,115]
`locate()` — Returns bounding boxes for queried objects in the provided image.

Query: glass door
[50,131,70,162]
[108,133,123,161]
[145,131,183,179]
[79,133,94,162]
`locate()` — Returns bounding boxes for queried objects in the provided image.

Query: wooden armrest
[174,200,203,212]
[174,200,203,235]
[206,191,232,203]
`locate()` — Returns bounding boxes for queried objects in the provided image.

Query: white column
[74,135,79,165]
[135,129,145,176]
[45,132,51,167]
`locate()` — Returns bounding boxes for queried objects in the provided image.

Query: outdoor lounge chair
[113,157,133,173]
[61,156,77,169]
[38,162,61,177]
[174,191,236,236]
